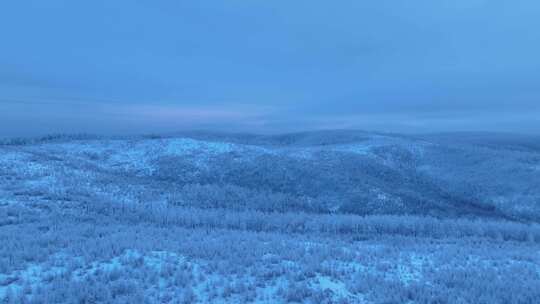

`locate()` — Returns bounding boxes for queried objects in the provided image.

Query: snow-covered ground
[1,133,540,303]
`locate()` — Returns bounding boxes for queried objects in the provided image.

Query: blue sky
[1,0,539,136]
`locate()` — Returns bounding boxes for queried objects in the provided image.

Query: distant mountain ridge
[1,130,539,222]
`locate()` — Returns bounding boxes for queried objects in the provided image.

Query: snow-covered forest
[1,131,539,303]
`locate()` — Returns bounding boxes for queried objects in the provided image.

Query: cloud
[0,98,276,137]
[101,103,275,132]
[1,1,540,136]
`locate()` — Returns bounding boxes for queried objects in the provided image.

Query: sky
[1,0,540,137]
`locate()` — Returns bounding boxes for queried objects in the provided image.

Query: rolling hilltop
[1,130,539,221]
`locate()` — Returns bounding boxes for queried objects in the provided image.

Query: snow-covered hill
[1,131,539,221]
[1,131,540,303]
